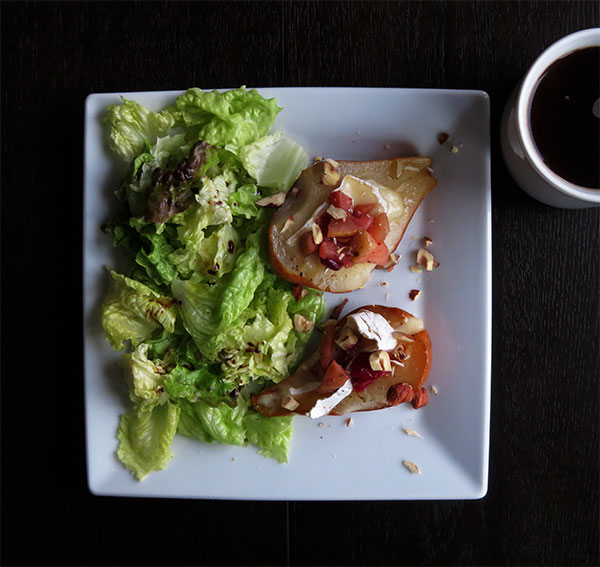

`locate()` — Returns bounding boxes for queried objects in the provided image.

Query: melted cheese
[338,175,404,221]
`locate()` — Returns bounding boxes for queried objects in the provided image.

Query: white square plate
[84,88,491,499]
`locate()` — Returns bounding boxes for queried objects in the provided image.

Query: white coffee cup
[500,28,600,208]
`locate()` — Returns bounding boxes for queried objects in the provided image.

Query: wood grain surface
[1,2,598,566]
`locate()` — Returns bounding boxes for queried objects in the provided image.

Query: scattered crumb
[231,457,236,461]
[332,453,337,459]
[451,145,459,153]
[438,132,450,145]
[426,166,434,174]
[385,292,391,301]
[410,265,422,274]
[346,417,353,427]
[403,460,421,474]
[428,219,435,223]
[423,236,433,247]
[430,385,439,396]
[402,428,423,439]
[379,281,388,287]
[317,422,324,427]
[409,289,421,301]
[315,155,323,161]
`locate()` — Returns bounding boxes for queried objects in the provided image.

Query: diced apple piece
[367,213,390,242]
[328,190,353,212]
[319,360,350,394]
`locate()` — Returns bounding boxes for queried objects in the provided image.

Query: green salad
[100,87,325,480]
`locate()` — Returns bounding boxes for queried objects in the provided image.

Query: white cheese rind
[348,310,397,350]
[308,379,353,419]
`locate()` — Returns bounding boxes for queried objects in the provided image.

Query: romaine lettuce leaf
[101,268,177,350]
[243,411,293,464]
[239,132,308,191]
[124,343,171,410]
[105,97,175,163]
[117,401,180,481]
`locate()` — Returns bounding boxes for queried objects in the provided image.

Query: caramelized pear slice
[251,305,432,418]
[269,158,436,292]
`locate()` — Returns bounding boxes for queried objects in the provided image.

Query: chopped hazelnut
[281,216,294,232]
[416,248,436,271]
[410,265,422,274]
[281,395,299,411]
[409,289,421,301]
[322,162,341,186]
[451,145,459,153]
[335,326,358,350]
[293,314,314,333]
[326,204,347,220]
[369,350,392,372]
[423,236,433,247]
[324,158,340,168]
[256,192,286,207]
[404,165,419,172]
[311,223,323,245]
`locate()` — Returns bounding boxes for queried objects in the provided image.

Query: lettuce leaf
[105,97,175,163]
[117,401,180,481]
[177,398,292,463]
[168,87,281,155]
[239,132,308,191]
[101,268,177,350]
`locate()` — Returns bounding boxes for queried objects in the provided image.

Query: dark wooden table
[2,2,598,565]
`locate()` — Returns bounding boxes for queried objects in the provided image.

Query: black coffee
[529,46,600,189]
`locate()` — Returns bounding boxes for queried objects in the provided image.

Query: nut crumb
[311,223,323,245]
[385,292,391,301]
[281,216,294,232]
[327,204,347,220]
[231,457,236,461]
[402,428,423,439]
[325,157,340,168]
[403,460,421,474]
[410,265,422,274]
[416,248,437,271]
[346,417,353,427]
[430,385,439,396]
[409,289,421,301]
[318,422,324,427]
[293,313,314,333]
[380,281,388,287]
[256,192,286,207]
[315,155,323,162]
[423,236,433,247]
[438,132,450,145]
[451,145,459,153]
[281,395,299,411]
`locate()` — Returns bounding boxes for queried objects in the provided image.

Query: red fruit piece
[348,352,389,392]
[328,216,361,238]
[319,360,349,394]
[367,213,390,242]
[354,203,375,216]
[350,231,390,265]
[299,231,317,256]
[328,190,353,212]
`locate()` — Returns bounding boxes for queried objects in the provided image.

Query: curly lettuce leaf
[101,268,176,350]
[105,97,175,163]
[243,411,293,464]
[168,87,281,155]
